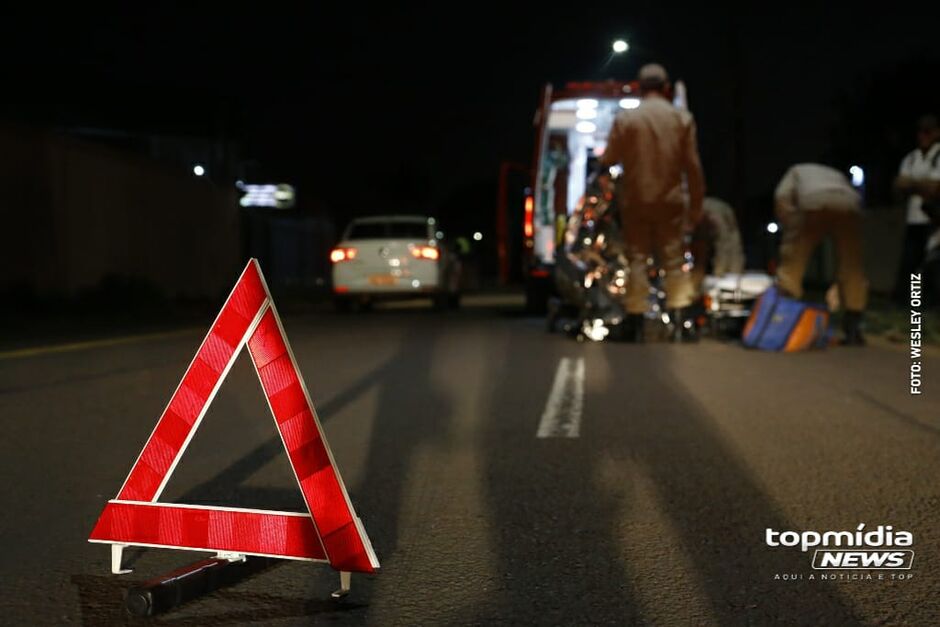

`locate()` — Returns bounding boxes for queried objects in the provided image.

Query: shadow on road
[855,390,940,438]
[74,344,405,622]
[602,346,864,624]
[353,323,454,621]
[162,351,399,510]
[70,574,365,626]
[474,327,644,624]
[473,327,866,624]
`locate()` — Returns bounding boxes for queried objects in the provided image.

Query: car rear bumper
[332,269,441,295]
[334,284,440,296]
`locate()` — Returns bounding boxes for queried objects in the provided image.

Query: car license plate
[368,274,396,286]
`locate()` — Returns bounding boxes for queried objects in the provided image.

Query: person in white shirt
[774,163,867,345]
[894,115,940,303]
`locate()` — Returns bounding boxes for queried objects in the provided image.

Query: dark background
[2,3,939,240]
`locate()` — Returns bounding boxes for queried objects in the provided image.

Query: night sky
[3,3,940,233]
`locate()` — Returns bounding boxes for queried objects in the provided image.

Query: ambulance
[522,79,688,311]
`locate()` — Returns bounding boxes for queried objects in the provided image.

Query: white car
[330,216,461,310]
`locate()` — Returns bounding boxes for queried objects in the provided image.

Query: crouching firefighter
[599,63,706,342]
[774,163,869,345]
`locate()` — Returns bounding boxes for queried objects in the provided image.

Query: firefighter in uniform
[690,196,746,295]
[600,63,706,342]
[774,163,868,345]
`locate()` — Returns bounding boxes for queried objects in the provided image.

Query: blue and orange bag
[742,286,831,351]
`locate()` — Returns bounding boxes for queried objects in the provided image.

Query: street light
[473,232,483,242]
[601,39,629,75]
[193,164,206,177]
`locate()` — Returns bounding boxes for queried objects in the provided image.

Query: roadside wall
[0,125,243,302]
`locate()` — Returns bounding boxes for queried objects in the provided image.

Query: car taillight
[410,245,440,261]
[330,247,357,263]
[524,195,534,238]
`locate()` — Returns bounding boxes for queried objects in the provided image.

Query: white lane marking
[536,357,585,438]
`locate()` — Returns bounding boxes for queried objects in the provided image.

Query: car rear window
[347,221,428,240]
[387,222,429,239]
[346,222,387,239]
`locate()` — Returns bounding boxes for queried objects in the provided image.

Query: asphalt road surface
[1,296,938,626]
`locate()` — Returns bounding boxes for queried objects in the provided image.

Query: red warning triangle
[89,259,379,574]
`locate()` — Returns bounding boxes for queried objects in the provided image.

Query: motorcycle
[548,177,770,342]
[547,177,664,342]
